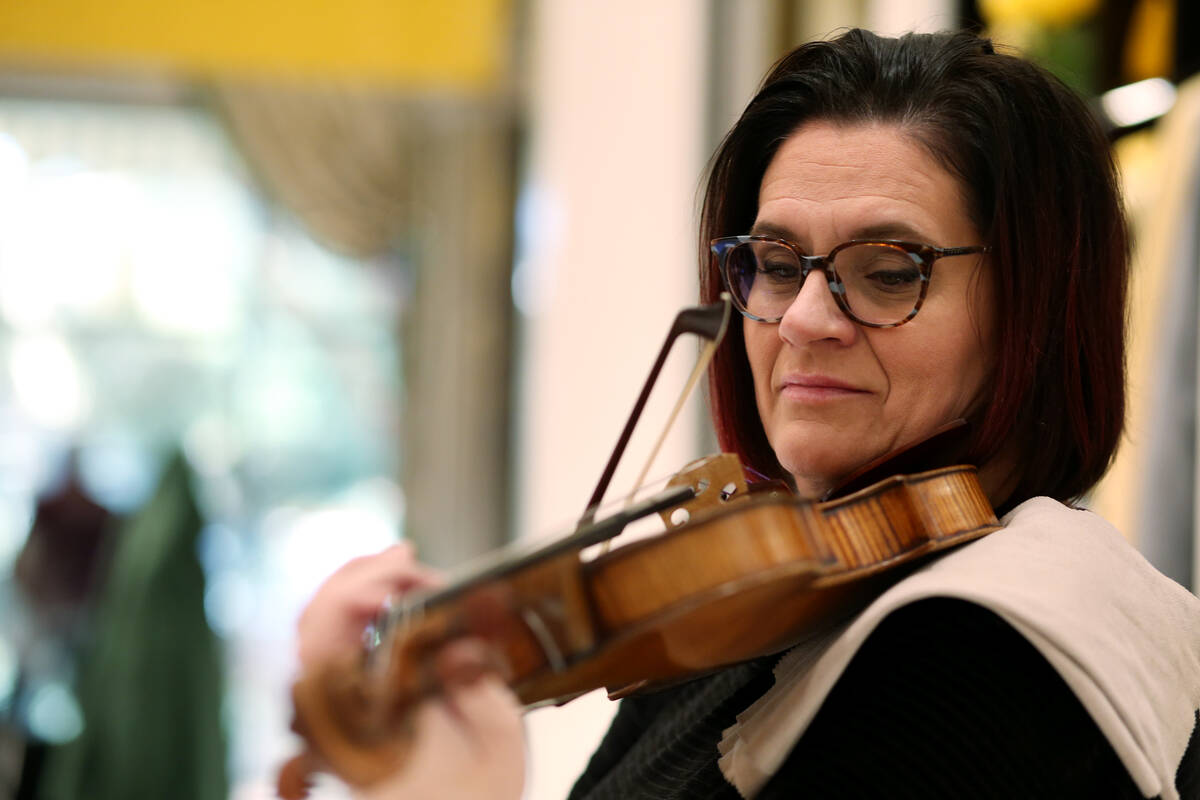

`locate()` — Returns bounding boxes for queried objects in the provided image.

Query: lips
[777,373,868,401]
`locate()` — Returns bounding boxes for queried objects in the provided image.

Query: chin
[775,432,893,498]
[776,451,854,499]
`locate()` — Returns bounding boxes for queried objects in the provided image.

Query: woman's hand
[297,541,442,669]
[296,543,526,800]
[356,639,526,800]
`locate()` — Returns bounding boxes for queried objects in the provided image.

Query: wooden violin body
[279,456,999,796]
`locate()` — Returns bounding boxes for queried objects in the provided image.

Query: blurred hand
[297,541,443,669]
[296,543,526,800]
[355,638,526,800]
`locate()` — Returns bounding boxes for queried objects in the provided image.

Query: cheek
[742,327,778,400]
[881,332,991,420]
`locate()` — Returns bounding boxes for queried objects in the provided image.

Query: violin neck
[369,484,695,645]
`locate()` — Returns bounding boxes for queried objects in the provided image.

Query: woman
[297,29,1200,799]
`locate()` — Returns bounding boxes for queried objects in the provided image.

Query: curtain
[214,83,516,561]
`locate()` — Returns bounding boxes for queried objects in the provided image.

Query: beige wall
[515,2,709,797]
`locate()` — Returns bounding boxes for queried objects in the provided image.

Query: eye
[863,266,921,291]
[838,246,923,296]
[747,242,801,284]
[758,259,799,281]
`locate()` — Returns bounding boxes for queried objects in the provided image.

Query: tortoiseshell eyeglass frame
[710,235,991,329]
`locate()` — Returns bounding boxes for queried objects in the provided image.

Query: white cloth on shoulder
[716,497,1200,800]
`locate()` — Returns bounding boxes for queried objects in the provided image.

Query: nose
[777,268,858,345]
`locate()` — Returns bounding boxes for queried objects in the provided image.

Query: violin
[276,301,1001,798]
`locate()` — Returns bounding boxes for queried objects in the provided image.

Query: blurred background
[0,0,1193,798]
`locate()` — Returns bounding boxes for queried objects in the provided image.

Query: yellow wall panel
[0,0,509,89]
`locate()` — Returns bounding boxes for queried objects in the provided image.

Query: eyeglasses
[711,235,990,328]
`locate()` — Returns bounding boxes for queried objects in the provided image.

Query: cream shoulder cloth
[717,497,1200,800]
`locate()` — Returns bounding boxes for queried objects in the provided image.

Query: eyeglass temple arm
[576,296,732,530]
[937,245,990,257]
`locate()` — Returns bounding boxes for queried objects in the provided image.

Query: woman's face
[744,121,995,499]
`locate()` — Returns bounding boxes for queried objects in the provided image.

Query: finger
[409,695,465,752]
[434,638,497,688]
[298,545,442,666]
[324,543,437,587]
[435,640,523,748]
[445,674,524,752]
[438,674,526,797]
[354,550,444,608]
[358,698,497,800]
[351,700,461,800]
[334,543,444,596]
[352,642,525,800]
[306,543,444,625]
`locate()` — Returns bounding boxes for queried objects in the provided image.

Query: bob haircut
[699,28,1128,505]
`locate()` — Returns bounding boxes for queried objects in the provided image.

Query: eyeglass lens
[724,241,925,325]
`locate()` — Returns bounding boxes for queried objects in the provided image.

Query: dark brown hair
[700,29,1128,504]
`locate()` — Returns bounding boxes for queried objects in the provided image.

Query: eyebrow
[749,221,802,241]
[851,221,934,242]
[749,220,936,248]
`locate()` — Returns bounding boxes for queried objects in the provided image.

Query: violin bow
[576,294,731,532]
